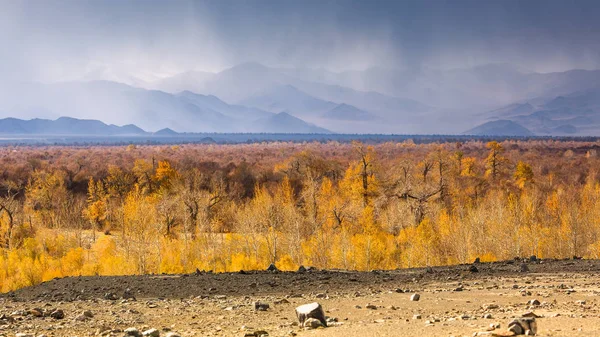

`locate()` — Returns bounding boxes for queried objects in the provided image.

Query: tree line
[1,140,600,291]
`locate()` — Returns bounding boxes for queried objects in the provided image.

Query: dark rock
[469,265,479,273]
[49,309,64,319]
[474,257,481,264]
[255,302,270,311]
[520,263,530,273]
[123,288,136,300]
[297,265,307,273]
[266,263,279,272]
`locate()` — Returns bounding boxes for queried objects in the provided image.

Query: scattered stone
[165,333,182,337]
[484,313,493,319]
[522,312,541,318]
[274,298,290,304]
[49,309,64,319]
[74,313,89,321]
[413,314,422,320]
[297,265,307,273]
[410,293,421,301]
[303,317,325,329]
[123,288,136,300]
[142,328,160,337]
[469,265,479,273]
[366,304,377,310]
[295,302,327,327]
[474,257,481,264]
[244,331,269,337]
[255,302,270,311]
[527,299,540,306]
[520,264,529,273]
[508,317,537,336]
[529,255,537,262]
[29,308,43,317]
[425,266,434,273]
[104,292,118,301]
[483,304,499,310]
[124,327,142,337]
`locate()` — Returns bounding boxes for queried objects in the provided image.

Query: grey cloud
[1,0,600,82]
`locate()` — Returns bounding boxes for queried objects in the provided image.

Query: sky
[2,0,600,82]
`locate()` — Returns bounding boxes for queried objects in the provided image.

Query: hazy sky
[2,0,600,82]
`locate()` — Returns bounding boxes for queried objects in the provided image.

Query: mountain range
[0,117,145,135]
[2,62,600,135]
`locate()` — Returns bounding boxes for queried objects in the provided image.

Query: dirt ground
[2,258,600,337]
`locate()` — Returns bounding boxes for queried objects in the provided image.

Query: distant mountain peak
[323,103,375,121]
[154,127,179,136]
[465,120,534,136]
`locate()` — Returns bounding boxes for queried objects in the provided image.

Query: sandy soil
[1,259,600,337]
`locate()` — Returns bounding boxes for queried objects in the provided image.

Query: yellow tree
[485,141,507,180]
[83,178,108,241]
[514,161,534,188]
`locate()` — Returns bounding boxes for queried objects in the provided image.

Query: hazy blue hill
[0,117,148,135]
[240,85,337,116]
[252,112,332,134]
[153,128,179,136]
[485,88,600,135]
[323,103,375,121]
[0,80,332,134]
[178,91,273,120]
[464,120,534,136]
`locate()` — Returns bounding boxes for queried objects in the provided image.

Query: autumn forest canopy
[1,140,600,292]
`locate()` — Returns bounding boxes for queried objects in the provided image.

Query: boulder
[295,302,327,327]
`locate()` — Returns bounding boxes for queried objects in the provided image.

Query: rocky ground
[2,258,600,337]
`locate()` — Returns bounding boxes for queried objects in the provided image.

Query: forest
[1,140,600,292]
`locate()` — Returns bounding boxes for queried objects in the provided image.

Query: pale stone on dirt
[304,317,325,329]
[410,293,420,301]
[125,327,142,337]
[142,328,160,337]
